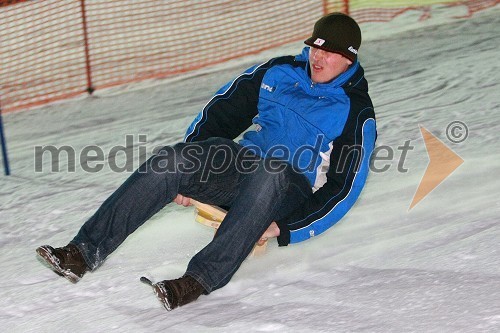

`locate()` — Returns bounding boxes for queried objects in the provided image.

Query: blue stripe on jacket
[289,116,376,243]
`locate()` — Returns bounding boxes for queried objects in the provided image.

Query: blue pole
[0,108,10,176]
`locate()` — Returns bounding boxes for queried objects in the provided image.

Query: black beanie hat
[304,13,361,62]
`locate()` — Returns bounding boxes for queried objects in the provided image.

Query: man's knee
[248,161,294,191]
[138,145,177,174]
[141,140,230,177]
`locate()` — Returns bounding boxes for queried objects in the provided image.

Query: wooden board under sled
[191,200,267,257]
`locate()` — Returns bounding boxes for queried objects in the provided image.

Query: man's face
[309,47,353,83]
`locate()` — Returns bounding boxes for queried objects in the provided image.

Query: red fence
[1,0,498,113]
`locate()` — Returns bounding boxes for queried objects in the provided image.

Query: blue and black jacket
[185,47,376,246]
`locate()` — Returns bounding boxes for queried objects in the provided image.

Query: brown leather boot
[36,244,89,283]
[152,275,205,311]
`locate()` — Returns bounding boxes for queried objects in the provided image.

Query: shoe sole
[153,283,173,311]
[36,246,81,283]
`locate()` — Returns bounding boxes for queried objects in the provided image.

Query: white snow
[1,5,499,333]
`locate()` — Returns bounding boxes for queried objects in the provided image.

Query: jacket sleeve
[275,105,377,246]
[184,57,293,142]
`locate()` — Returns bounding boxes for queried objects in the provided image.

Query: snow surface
[1,5,500,333]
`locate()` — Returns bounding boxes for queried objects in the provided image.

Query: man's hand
[174,194,192,207]
[257,222,280,246]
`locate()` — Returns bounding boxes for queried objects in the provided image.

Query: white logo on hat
[348,46,358,54]
[314,38,325,46]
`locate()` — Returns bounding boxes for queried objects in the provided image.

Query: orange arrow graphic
[409,125,464,210]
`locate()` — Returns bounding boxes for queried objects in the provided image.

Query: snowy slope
[1,6,499,333]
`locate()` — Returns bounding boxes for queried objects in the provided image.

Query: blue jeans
[71,138,311,293]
